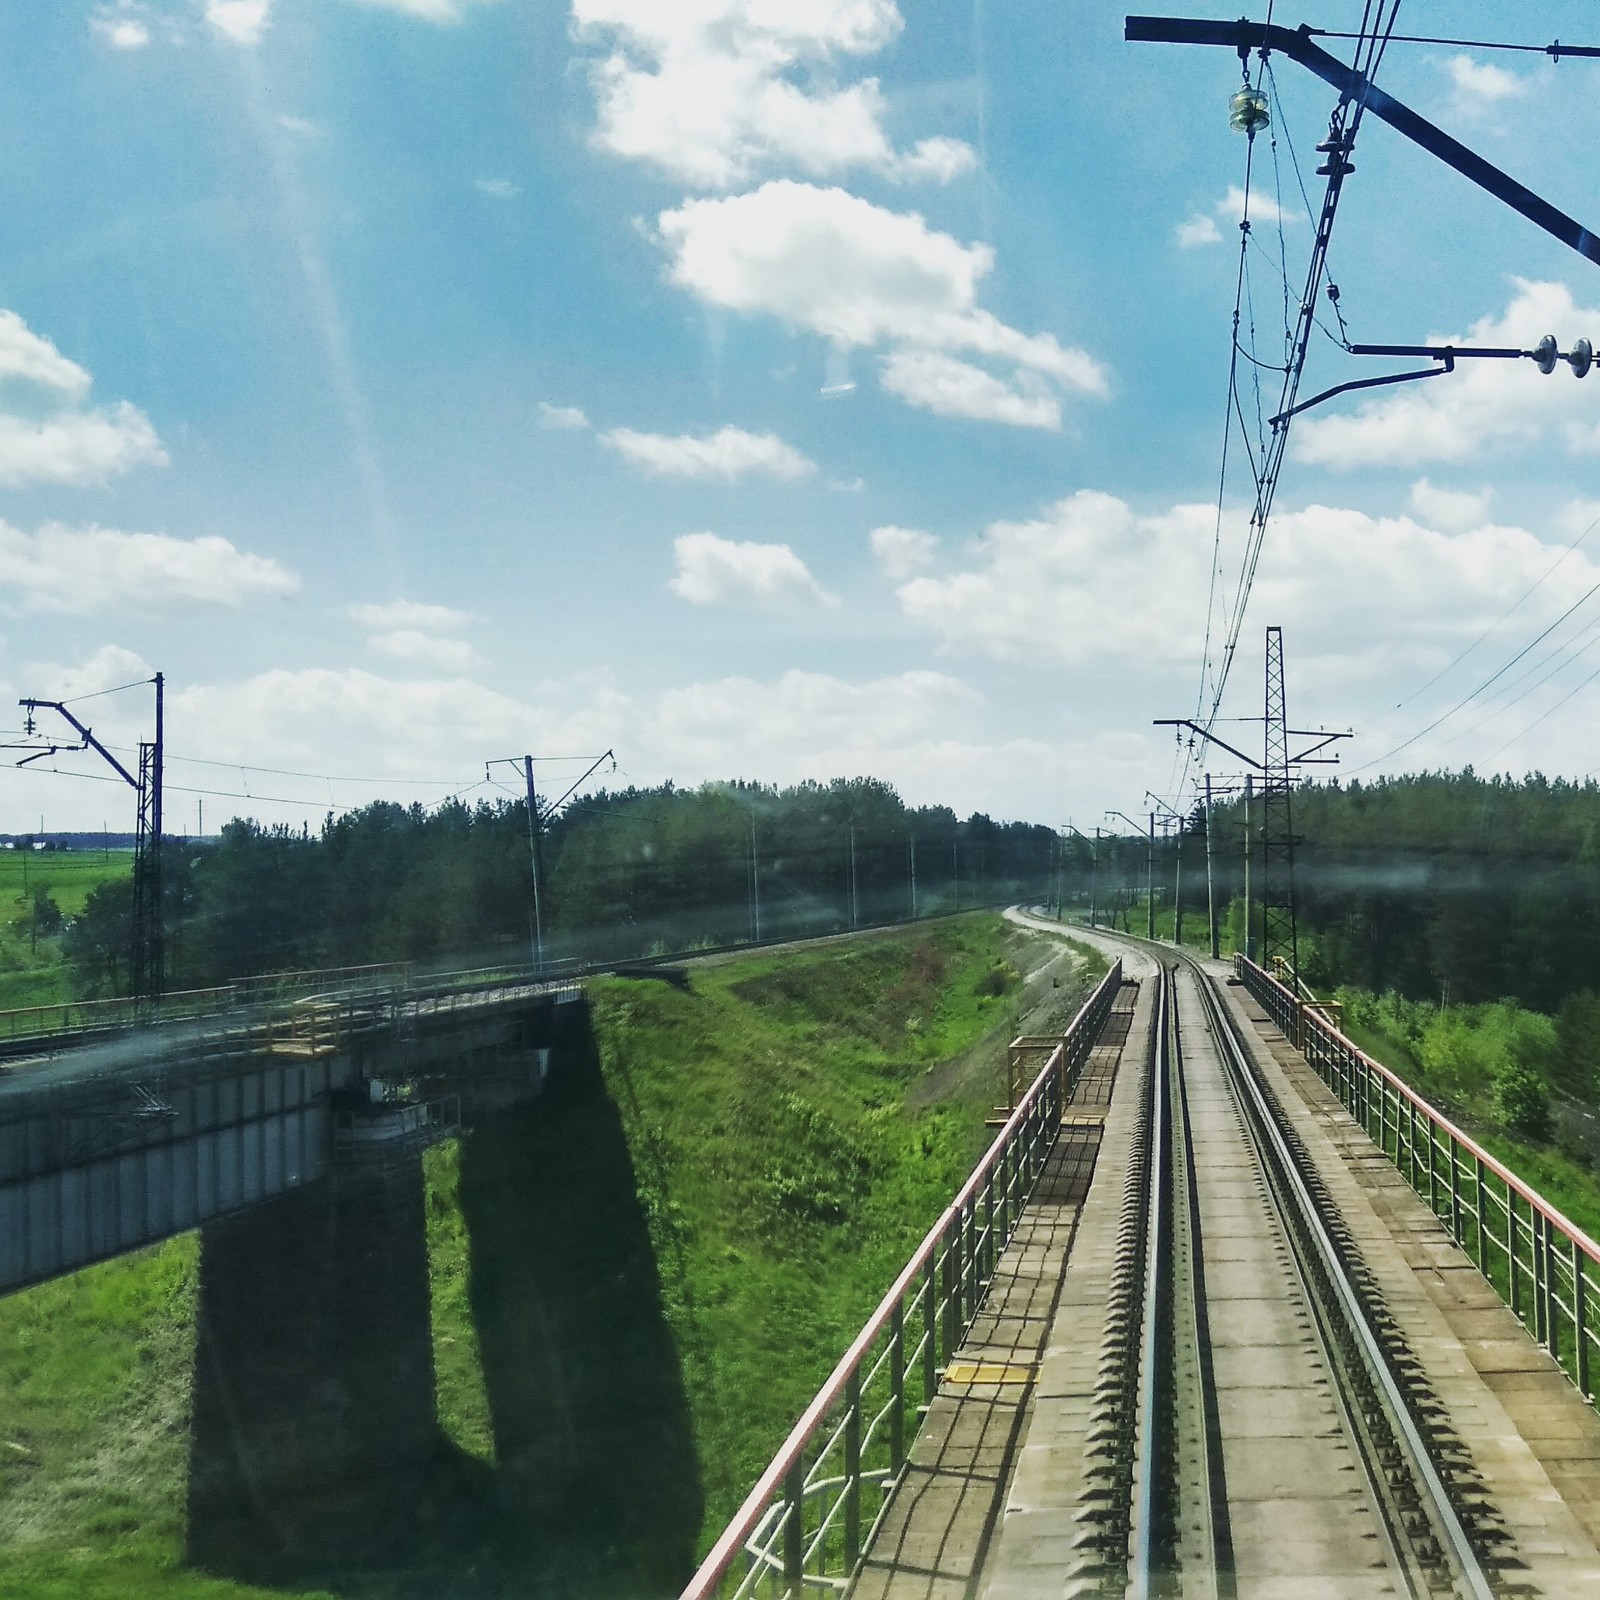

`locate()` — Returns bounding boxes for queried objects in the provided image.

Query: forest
[1067,770,1600,1014]
[61,777,1058,995]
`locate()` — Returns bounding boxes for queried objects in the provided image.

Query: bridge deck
[1227,977,1600,1589]
[850,932,1600,1597]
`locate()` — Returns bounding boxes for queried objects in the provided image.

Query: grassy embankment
[0,849,131,1010]
[0,913,1103,1600]
[1333,989,1600,1243]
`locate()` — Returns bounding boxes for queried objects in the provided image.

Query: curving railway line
[1113,951,1500,1600]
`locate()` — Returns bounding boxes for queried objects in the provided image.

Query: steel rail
[1129,963,1170,1600]
[1194,965,1497,1600]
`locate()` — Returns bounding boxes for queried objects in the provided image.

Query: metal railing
[681,958,1124,1600]
[1236,956,1600,1408]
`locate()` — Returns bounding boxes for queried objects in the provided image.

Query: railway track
[1086,946,1508,1599]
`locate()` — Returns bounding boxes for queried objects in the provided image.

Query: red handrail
[680,958,1123,1600]
[1238,956,1600,1267]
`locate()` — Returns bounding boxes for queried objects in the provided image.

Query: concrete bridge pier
[186,1144,446,1580]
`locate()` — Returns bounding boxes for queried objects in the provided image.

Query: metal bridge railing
[1236,956,1600,1408]
[680,958,1124,1600]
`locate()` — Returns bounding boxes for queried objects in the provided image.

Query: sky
[3,0,1600,839]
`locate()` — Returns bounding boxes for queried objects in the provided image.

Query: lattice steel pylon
[129,707,164,1006]
[1260,626,1298,983]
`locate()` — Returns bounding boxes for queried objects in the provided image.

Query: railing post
[943,1219,960,1360]
[890,1300,907,1473]
[1574,1241,1590,1400]
[844,1365,862,1571]
[1475,1155,1489,1275]
[984,1170,996,1291]
[783,1458,805,1590]
[922,1257,938,1406]
[1449,1132,1462,1245]
[1509,1187,1522,1322]
[1533,1209,1547,1346]
[998,1139,1011,1250]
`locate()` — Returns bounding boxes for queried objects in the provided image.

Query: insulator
[1568,337,1593,378]
[1534,334,1560,375]
[1228,86,1270,135]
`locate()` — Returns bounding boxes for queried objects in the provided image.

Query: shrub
[1495,1057,1552,1140]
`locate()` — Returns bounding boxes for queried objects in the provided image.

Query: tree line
[1055,767,1600,1021]
[64,778,1059,996]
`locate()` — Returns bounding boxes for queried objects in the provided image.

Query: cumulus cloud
[669,531,837,607]
[879,350,1060,429]
[367,630,482,671]
[889,487,1598,696]
[0,309,166,487]
[205,0,272,45]
[572,0,974,190]
[538,401,591,430]
[1295,280,1600,468]
[0,522,299,614]
[658,181,1105,425]
[1174,214,1222,249]
[1175,184,1301,248]
[347,599,471,632]
[1408,478,1493,533]
[601,424,814,480]
[1444,53,1527,112]
[870,524,938,578]
[91,4,151,49]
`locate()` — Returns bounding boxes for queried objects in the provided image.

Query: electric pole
[15,674,164,1004]
[748,809,761,943]
[909,832,918,919]
[848,819,858,929]
[487,748,615,972]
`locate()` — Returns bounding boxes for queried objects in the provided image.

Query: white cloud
[601,423,815,480]
[1175,214,1222,250]
[22,644,152,705]
[367,630,482,671]
[669,531,837,607]
[870,524,937,578]
[91,6,151,49]
[1175,184,1300,249]
[1444,54,1527,111]
[1408,478,1492,533]
[572,0,974,190]
[889,488,1596,698]
[879,350,1060,429]
[0,405,167,488]
[347,599,471,632]
[1295,280,1600,468]
[538,401,591,431]
[278,115,320,136]
[475,177,519,198]
[0,308,166,487]
[0,310,92,400]
[205,0,272,45]
[658,181,1106,424]
[0,522,300,614]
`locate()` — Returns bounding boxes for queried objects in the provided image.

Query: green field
[0,848,132,1011]
[0,913,1101,1600]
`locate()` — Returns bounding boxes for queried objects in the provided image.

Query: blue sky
[4,0,1600,837]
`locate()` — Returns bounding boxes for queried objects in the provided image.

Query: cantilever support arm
[1154,718,1262,770]
[1125,16,1600,268]
[18,699,139,788]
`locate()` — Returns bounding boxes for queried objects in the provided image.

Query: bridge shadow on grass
[459,1002,704,1598]
[184,1002,701,1600]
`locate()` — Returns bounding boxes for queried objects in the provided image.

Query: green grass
[0,849,132,1010]
[1334,998,1600,1246]
[0,912,1099,1597]
[585,914,1090,1542]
